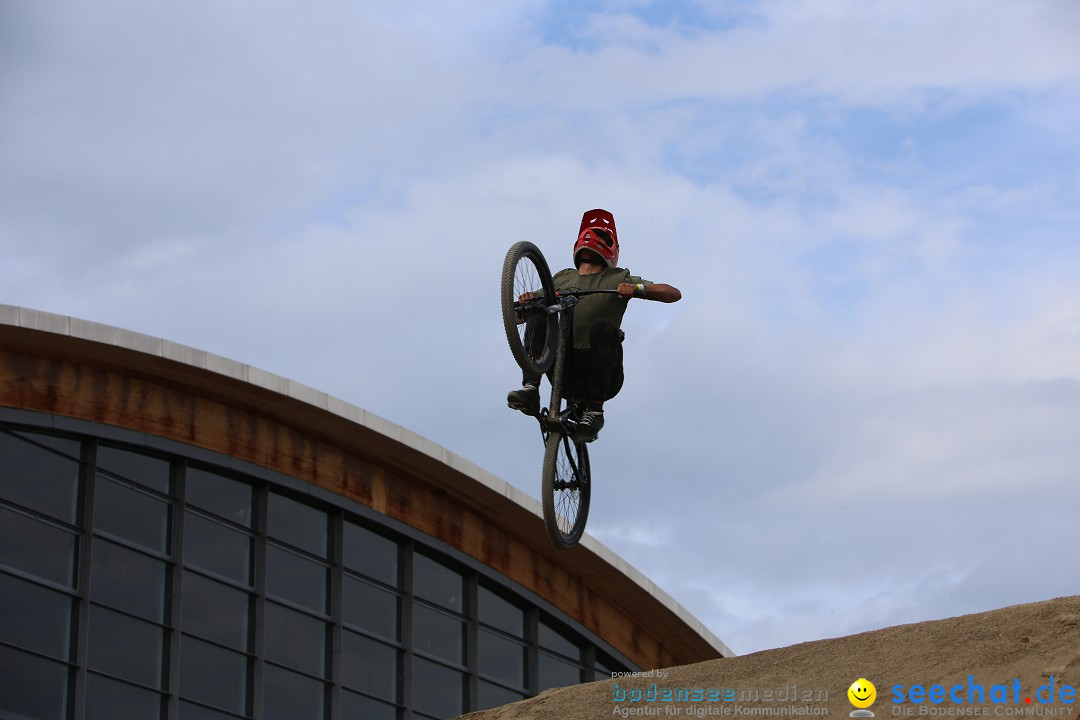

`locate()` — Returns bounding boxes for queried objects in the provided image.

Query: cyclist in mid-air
[507,209,682,441]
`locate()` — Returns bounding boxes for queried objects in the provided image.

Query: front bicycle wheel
[541,430,591,549]
[501,241,558,376]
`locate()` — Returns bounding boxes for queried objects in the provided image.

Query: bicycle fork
[535,306,586,489]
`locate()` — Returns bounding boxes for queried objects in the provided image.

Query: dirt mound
[460,596,1080,720]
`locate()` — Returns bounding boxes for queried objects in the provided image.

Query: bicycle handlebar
[554,289,621,297]
[513,288,621,318]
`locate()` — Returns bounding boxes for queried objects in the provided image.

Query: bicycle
[500,241,619,549]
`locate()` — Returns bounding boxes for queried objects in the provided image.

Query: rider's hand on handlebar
[518,291,536,302]
[616,282,638,299]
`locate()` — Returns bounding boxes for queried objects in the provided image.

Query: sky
[3,0,1079,656]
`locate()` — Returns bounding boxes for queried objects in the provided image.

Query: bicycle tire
[501,241,558,376]
[542,428,591,548]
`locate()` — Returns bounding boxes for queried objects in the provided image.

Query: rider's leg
[575,320,623,441]
[585,319,624,407]
[507,314,545,415]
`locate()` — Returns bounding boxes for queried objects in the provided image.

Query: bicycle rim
[541,430,591,548]
[501,241,557,376]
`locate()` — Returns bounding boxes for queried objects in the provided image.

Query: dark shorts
[523,317,624,404]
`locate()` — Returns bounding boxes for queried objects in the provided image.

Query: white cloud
[2,0,1078,657]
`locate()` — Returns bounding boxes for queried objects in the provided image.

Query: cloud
[2,0,1078,657]
[524,0,1080,107]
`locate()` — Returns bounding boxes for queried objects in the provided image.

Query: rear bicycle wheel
[541,429,591,549]
[501,241,558,376]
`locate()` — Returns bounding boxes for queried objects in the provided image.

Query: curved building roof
[0,303,734,666]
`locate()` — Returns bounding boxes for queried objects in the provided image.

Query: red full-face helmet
[573,209,619,268]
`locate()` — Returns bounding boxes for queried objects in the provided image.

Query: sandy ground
[459,596,1080,720]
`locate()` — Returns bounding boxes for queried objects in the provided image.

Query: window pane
[90,539,167,622]
[413,604,464,664]
[478,629,526,688]
[266,544,328,613]
[264,602,327,678]
[11,430,81,459]
[479,586,524,637]
[94,477,170,552]
[0,573,73,659]
[181,571,250,650]
[179,700,244,720]
[185,468,252,527]
[88,605,164,688]
[477,680,526,711]
[86,673,162,720]
[0,643,69,720]
[263,664,325,720]
[0,506,77,586]
[412,554,462,612]
[343,522,397,584]
[539,620,580,659]
[268,493,327,557]
[539,652,581,691]
[342,575,398,640]
[179,635,249,716]
[341,631,397,700]
[184,511,252,585]
[412,657,463,718]
[0,430,80,523]
[97,445,171,494]
[342,690,396,720]
[597,656,621,679]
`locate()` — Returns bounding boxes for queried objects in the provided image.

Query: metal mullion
[582,643,596,683]
[401,540,413,720]
[250,482,269,720]
[72,438,97,720]
[466,571,479,712]
[166,458,186,720]
[329,508,344,720]
[526,607,539,698]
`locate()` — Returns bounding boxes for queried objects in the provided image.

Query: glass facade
[0,417,632,720]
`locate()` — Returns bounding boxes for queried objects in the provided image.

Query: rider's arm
[616,282,681,303]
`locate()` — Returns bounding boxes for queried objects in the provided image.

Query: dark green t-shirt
[552,267,651,349]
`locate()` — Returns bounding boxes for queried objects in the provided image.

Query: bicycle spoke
[502,241,556,377]
[549,434,588,539]
[513,255,544,359]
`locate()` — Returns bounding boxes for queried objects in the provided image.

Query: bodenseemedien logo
[849,678,878,717]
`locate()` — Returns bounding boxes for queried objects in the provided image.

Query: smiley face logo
[848,678,877,709]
